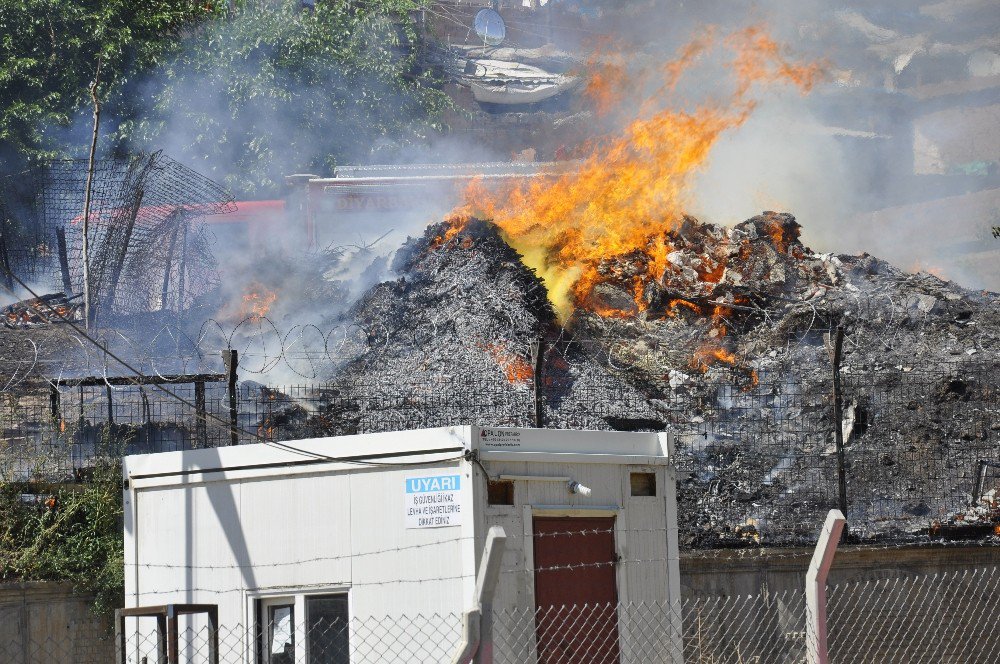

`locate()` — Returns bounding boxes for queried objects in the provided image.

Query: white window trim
[246,586,352,664]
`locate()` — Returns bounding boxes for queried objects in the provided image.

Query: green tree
[0,0,217,165]
[121,1,449,196]
[0,458,125,615]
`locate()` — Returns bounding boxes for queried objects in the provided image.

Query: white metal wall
[122,427,679,662]
[126,460,475,661]
[477,456,680,663]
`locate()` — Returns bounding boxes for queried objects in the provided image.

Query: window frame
[304,592,351,664]
[259,597,295,664]
[250,586,352,664]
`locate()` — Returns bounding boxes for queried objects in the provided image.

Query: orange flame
[456,26,824,321]
[483,343,534,384]
[691,346,738,372]
[240,283,278,321]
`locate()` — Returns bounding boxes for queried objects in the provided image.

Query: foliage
[121,1,450,196]
[0,0,450,195]
[0,0,218,164]
[0,434,126,616]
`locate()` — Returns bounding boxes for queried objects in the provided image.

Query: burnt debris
[1,205,997,548]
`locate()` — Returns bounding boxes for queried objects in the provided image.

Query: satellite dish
[474,9,506,47]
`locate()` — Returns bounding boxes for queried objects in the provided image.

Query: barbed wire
[2,301,984,392]
[121,525,1000,572]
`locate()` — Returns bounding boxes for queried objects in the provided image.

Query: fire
[432,213,473,248]
[582,43,630,117]
[483,343,534,384]
[240,283,278,321]
[691,346,738,372]
[452,26,824,322]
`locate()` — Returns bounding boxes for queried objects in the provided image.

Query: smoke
[20,1,995,361]
[520,1,997,290]
[195,0,999,365]
[656,1,999,290]
[690,96,856,244]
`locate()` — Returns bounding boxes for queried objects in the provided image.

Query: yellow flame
[456,26,825,322]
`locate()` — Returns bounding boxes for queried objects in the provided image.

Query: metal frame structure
[115,603,219,664]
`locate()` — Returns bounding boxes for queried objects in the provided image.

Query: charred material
[0,152,234,323]
[251,211,999,546]
[2,293,81,328]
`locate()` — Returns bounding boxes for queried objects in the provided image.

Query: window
[265,602,295,664]
[630,472,656,497]
[258,592,350,663]
[306,594,350,664]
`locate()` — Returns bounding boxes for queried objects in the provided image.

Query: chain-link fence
[827,566,1000,663]
[3,355,996,546]
[1,613,464,664]
[4,567,998,663]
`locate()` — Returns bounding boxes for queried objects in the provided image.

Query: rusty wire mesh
[0,332,996,547]
[0,152,234,321]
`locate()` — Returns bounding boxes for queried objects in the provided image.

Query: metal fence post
[222,349,239,445]
[56,227,73,295]
[106,384,114,425]
[0,231,13,292]
[49,383,61,428]
[194,380,207,447]
[452,526,507,664]
[829,327,849,526]
[805,509,846,664]
[530,338,544,428]
[114,609,124,664]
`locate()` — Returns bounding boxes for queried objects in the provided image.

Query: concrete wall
[680,545,1000,663]
[0,582,110,664]
[680,543,1000,598]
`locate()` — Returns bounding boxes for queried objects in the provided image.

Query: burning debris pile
[248,218,661,439]
[250,209,998,545]
[2,293,81,328]
[1,27,996,547]
[574,211,999,544]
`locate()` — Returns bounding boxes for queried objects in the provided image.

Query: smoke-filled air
[450,27,826,320]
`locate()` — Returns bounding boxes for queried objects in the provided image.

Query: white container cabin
[123,426,681,662]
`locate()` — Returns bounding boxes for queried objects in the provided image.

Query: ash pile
[248,218,660,439]
[254,211,998,546]
[574,211,999,545]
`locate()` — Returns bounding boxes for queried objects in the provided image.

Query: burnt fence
[0,358,997,545]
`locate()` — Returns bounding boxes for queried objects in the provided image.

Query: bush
[0,453,124,616]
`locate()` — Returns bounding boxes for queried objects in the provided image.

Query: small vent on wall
[487,479,515,505]
[630,472,656,497]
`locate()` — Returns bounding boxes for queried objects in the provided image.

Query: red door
[533,516,621,663]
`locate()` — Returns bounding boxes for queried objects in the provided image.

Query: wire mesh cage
[0,152,235,321]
